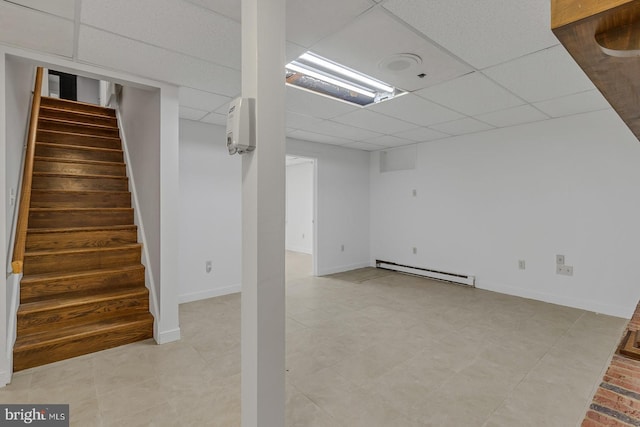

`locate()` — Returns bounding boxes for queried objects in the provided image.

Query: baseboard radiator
[375,260,475,287]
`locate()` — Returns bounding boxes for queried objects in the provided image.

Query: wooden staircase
[13,97,154,371]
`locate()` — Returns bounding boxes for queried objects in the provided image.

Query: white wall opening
[285,155,317,277]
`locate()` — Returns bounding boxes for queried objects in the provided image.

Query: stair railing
[11,66,44,274]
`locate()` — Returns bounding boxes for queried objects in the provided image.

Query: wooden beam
[551,0,640,141]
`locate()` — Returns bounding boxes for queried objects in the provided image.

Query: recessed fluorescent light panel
[286,52,405,106]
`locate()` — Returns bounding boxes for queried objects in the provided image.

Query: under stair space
[13,96,153,372]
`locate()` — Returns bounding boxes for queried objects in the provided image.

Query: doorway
[285,155,317,279]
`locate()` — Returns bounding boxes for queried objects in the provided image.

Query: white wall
[370,109,640,318]
[77,75,100,105]
[288,138,370,275]
[119,85,181,343]
[178,120,241,303]
[286,161,313,254]
[4,57,33,265]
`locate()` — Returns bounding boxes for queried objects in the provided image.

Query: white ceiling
[0,0,613,152]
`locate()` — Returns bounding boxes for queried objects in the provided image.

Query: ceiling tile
[333,109,418,134]
[533,90,612,118]
[342,141,385,151]
[287,129,353,146]
[364,135,414,148]
[483,45,596,103]
[303,120,383,141]
[182,0,240,21]
[312,7,472,92]
[369,93,464,127]
[78,26,240,96]
[416,72,525,116]
[0,2,73,57]
[201,112,227,126]
[179,106,208,121]
[475,105,549,128]
[81,0,241,69]
[179,87,231,112]
[394,127,450,142]
[383,0,559,69]
[8,0,75,19]
[286,86,358,119]
[286,111,323,130]
[429,118,494,136]
[286,0,373,47]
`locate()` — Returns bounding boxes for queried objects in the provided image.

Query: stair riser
[37,129,121,150]
[21,267,145,303]
[38,119,119,138]
[30,191,131,209]
[36,143,124,163]
[32,175,128,192]
[40,97,116,117]
[34,159,126,177]
[13,318,153,371]
[26,228,138,252]
[18,293,149,336]
[28,209,134,228]
[23,246,142,275]
[39,108,118,127]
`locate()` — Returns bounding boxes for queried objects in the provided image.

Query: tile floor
[0,251,627,426]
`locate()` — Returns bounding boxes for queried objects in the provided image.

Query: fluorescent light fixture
[286,51,404,107]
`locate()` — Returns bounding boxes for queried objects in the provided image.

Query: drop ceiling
[0,0,612,152]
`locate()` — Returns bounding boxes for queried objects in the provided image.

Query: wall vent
[376,260,475,287]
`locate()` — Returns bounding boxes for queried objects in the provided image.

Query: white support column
[241,0,286,426]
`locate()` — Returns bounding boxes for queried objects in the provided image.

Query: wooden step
[30,190,131,208]
[13,312,153,371]
[37,129,121,150]
[38,117,119,138]
[34,158,126,177]
[20,265,146,303]
[25,225,138,251]
[39,106,118,127]
[36,142,123,163]
[17,287,149,336]
[32,172,128,191]
[23,244,142,275]
[40,97,116,117]
[28,208,134,228]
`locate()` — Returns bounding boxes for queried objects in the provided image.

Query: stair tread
[41,97,116,116]
[27,225,137,234]
[21,265,145,283]
[36,142,122,154]
[14,312,153,350]
[37,129,119,140]
[18,286,148,314]
[33,172,127,180]
[32,189,130,195]
[34,156,125,167]
[30,207,132,212]
[25,243,141,257]
[39,117,119,130]
[40,106,117,121]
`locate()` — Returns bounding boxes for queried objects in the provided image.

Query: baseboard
[179,284,241,304]
[286,245,312,255]
[317,262,371,276]
[156,327,181,344]
[479,280,631,319]
[0,368,11,388]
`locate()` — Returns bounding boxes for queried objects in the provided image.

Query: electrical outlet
[556,255,565,265]
[205,261,212,273]
[341,244,344,252]
[556,265,573,276]
[412,247,417,255]
[518,260,526,270]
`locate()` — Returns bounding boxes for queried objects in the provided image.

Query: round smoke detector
[378,53,423,73]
